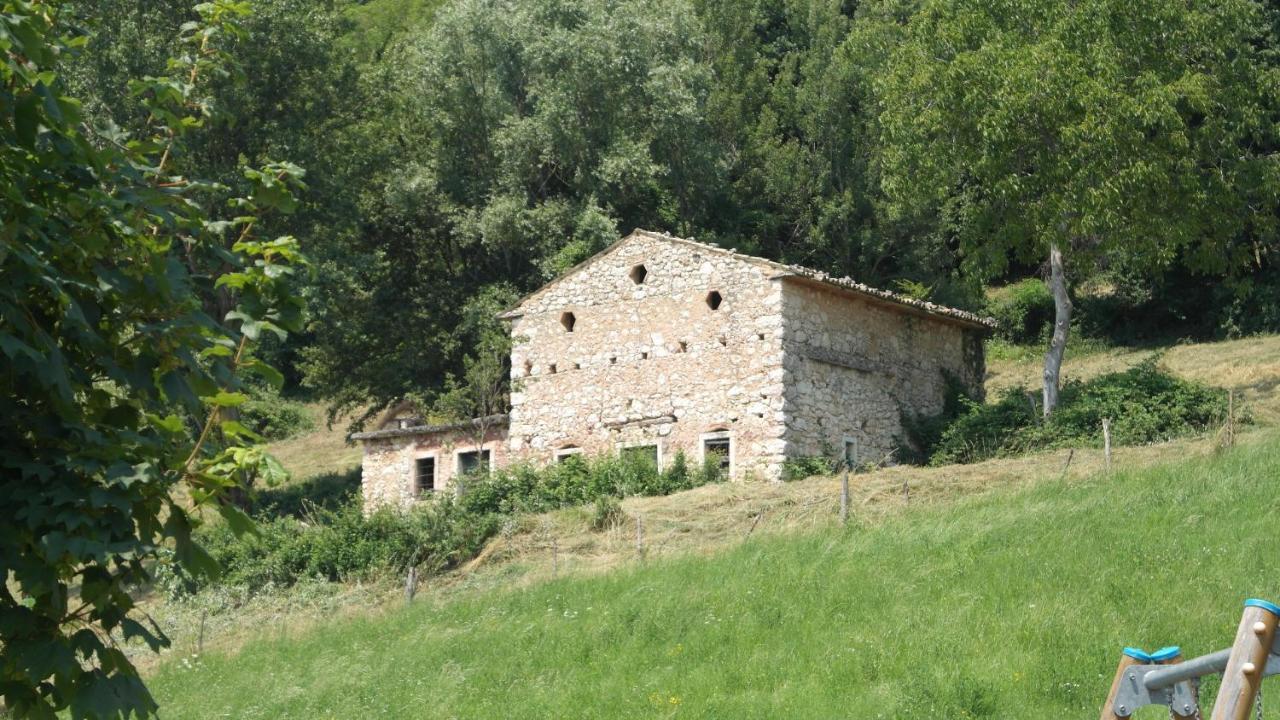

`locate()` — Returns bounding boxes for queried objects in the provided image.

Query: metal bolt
[1185,704,1193,713]
[1119,705,1128,713]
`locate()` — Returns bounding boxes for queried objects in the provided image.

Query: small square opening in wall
[620,444,659,468]
[457,449,492,476]
[560,312,576,332]
[703,436,731,472]
[677,341,688,353]
[705,290,723,310]
[573,362,581,370]
[629,264,648,285]
[549,363,558,374]
[641,351,649,360]
[844,439,859,470]
[414,457,436,495]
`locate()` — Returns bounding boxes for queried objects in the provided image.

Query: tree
[874,0,1280,413]
[0,2,306,716]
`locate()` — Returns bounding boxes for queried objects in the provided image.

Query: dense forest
[5,0,1279,716]
[62,0,1280,428]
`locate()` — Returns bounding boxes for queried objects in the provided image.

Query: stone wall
[360,423,508,510]
[506,232,788,480]
[357,230,991,508]
[778,279,986,465]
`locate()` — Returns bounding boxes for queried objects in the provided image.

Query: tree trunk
[1042,243,1072,417]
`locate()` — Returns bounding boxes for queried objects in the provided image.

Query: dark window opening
[706,291,723,310]
[610,356,617,365]
[844,439,859,470]
[629,264,648,284]
[556,447,581,463]
[573,362,581,370]
[620,444,658,468]
[641,351,649,360]
[414,457,436,494]
[757,332,766,341]
[703,436,731,472]
[560,312,576,332]
[457,449,492,476]
[549,363,558,374]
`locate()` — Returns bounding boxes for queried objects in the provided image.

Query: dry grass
[435,428,1251,602]
[987,334,1280,425]
[145,334,1280,672]
[265,404,362,482]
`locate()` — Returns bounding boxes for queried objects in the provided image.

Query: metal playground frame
[1101,599,1280,719]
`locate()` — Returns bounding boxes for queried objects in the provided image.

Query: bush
[240,388,315,441]
[986,279,1055,344]
[897,372,978,464]
[782,455,835,481]
[461,450,726,516]
[187,494,500,596]
[590,496,625,531]
[928,359,1236,465]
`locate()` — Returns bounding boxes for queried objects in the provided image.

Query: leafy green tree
[874,0,1280,414]
[0,2,306,716]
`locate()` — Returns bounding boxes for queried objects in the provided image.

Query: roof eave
[774,273,996,333]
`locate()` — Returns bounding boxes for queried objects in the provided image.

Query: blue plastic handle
[1123,647,1153,662]
[1150,646,1181,662]
[1245,599,1280,617]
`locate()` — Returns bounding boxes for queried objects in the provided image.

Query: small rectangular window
[415,457,436,494]
[620,444,658,468]
[457,449,492,475]
[703,436,731,472]
[844,439,859,470]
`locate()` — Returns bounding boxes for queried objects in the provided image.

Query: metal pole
[1145,649,1233,691]
[1152,646,1198,719]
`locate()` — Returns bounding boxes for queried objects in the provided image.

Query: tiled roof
[350,414,509,441]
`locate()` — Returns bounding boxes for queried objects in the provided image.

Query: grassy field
[151,431,1280,718]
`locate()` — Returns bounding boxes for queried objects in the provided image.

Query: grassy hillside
[152,432,1280,718]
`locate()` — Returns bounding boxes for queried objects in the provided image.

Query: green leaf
[216,503,259,539]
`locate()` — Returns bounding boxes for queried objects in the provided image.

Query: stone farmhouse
[354,229,993,510]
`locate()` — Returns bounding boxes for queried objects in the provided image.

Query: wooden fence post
[1102,418,1112,472]
[635,516,644,560]
[404,565,418,604]
[551,537,559,577]
[839,470,850,525]
[1226,389,1236,447]
[1059,448,1075,481]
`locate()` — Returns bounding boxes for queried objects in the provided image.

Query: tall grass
[152,435,1280,718]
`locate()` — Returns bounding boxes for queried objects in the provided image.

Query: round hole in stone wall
[629,264,648,285]
[706,291,723,310]
[560,311,576,332]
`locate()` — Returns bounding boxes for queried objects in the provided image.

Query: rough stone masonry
[353,229,993,510]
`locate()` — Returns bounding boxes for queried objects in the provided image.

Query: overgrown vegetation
[241,388,316,441]
[173,451,725,600]
[460,451,724,516]
[149,434,1280,718]
[915,360,1237,465]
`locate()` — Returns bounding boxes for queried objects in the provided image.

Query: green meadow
[152,433,1280,718]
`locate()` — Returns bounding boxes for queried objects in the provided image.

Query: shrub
[240,388,315,441]
[986,279,1055,344]
[928,359,1236,465]
[897,372,978,464]
[461,450,726,516]
[187,494,500,596]
[590,496,625,531]
[782,455,835,481]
